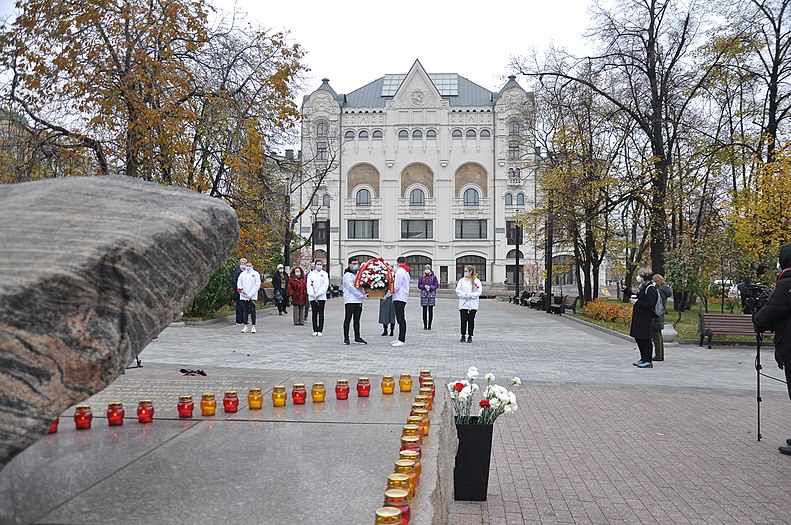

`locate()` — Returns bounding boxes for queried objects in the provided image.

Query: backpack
[654,288,665,317]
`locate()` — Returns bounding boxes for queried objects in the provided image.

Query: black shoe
[381,332,388,336]
[354,338,368,345]
[460,336,466,342]
[467,336,473,343]
[780,445,791,456]
[652,356,664,361]
[344,339,350,345]
[787,438,791,447]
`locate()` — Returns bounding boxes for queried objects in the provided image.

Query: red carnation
[454,382,465,392]
[479,399,490,408]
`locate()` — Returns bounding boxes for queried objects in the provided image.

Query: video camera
[741,283,771,315]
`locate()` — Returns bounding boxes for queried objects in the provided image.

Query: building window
[344,130,355,141]
[355,254,376,263]
[506,249,524,259]
[348,220,379,239]
[359,130,369,139]
[455,220,487,239]
[356,188,371,206]
[463,188,479,206]
[322,193,331,207]
[452,129,463,139]
[405,255,432,280]
[456,255,487,281]
[398,130,409,139]
[480,129,491,138]
[466,129,476,138]
[426,129,437,139]
[504,193,513,206]
[412,129,423,139]
[372,130,383,139]
[409,188,425,206]
[508,121,520,136]
[508,140,520,160]
[311,193,319,207]
[516,193,525,206]
[506,220,523,245]
[401,220,433,239]
[313,220,329,244]
[316,121,329,161]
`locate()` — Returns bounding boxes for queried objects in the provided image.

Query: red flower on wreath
[479,399,490,408]
[454,382,465,392]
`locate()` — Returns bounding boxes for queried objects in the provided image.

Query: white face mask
[295,271,301,277]
[246,266,252,272]
[464,271,471,277]
[316,265,322,271]
[424,269,431,274]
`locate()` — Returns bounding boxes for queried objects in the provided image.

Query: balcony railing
[452,198,491,216]
[397,198,437,216]
[343,198,382,217]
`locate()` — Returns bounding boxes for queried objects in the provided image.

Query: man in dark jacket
[753,244,791,456]
[628,267,659,368]
[232,257,247,325]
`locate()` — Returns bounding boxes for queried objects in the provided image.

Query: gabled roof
[344,73,497,108]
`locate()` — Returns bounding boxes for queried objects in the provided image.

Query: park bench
[528,293,545,309]
[549,295,579,315]
[698,312,759,348]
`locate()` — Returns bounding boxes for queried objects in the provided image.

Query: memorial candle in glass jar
[106,401,125,426]
[399,450,422,479]
[223,391,239,413]
[383,489,411,524]
[200,393,216,416]
[335,379,350,400]
[374,506,402,525]
[74,404,92,430]
[381,375,395,394]
[394,459,418,489]
[357,377,371,397]
[399,435,421,459]
[137,400,154,423]
[418,369,431,387]
[248,388,263,410]
[177,395,194,418]
[311,382,326,403]
[272,386,287,407]
[401,424,423,444]
[292,383,307,405]
[398,373,413,392]
[386,473,413,501]
[48,417,59,434]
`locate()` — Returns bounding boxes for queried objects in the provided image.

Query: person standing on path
[391,256,410,347]
[753,244,791,456]
[628,267,658,368]
[307,258,329,336]
[379,291,395,336]
[455,264,482,343]
[236,262,260,333]
[342,257,367,345]
[651,274,672,361]
[272,264,289,315]
[418,264,439,330]
[232,257,247,325]
[287,266,308,326]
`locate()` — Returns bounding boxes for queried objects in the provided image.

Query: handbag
[274,288,283,304]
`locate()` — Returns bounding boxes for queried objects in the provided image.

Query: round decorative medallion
[410,90,425,106]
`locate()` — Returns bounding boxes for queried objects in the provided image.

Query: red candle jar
[375,506,402,524]
[137,400,154,423]
[106,401,125,426]
[357,377,371,397]
[418,369,431,387]
[399,435,422,459]
[223,390,239,413]
[383,489,411,524]
[335,379,350,400]
[73,404,92,430]
[48,417,59,434]
[292,383,307,405]
[177,395,194,418]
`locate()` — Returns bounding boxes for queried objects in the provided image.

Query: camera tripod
[755,331,788,441]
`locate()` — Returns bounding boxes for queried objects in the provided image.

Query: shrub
[186,257,238,318]
[584,298,631,324]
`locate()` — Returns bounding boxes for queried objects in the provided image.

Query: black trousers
[393,300,407,342]
[234,292,244,324]
[343,303,362,340]
[786,366,791,400]
[243,300,256,325]
[460,309,477,336]
[636,338,653,362]
[422,306,434,329]
[310,300,326,332]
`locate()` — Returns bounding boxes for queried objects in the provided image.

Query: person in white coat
[236,262,261,333]
[391,256,411,347]
[306,258,330,336]
[455,264,482,343]
[342,257,367,345]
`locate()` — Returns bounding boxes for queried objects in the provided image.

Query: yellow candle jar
[410,402,427,413]
[423,378,436,396]
[402,424,423,444]
[399,449,422,478]
[200,393,216,416]
[398,373,413,392]
[394,459,418,488]
[374,506,402,524]
[412,408,430,436]
[248,388,263,410]
[387,473,413,501]
[311,382,326,403]
[415,394,431,411]
[406,415,424,428]
[381,375,395,395]
[272,385,287,407]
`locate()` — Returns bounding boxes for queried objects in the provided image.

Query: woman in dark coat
[379,291,395,336]
[287,266,308,326]
[272,264,289,315]
[628,267,659,368]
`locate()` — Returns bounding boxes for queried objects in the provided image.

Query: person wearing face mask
[232,257,248,325]
[391,256,411,347]
[287,266,308,326]
[236,262,261,333]
[418,264,439,330]
[307,258,330,336]
[342,257,367,345]
[272,263,290,315]
[455,265,482,343]
[628,267,659,368]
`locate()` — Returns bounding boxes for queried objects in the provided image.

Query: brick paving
[44,297,791,523]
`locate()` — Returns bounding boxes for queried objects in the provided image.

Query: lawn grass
[182,302,275,322]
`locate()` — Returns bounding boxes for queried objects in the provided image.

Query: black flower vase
[453,416,494,501]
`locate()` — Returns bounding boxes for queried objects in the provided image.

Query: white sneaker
[251,326,256,333]
[241,326,248,333]
[317,332,323,337]
[390,340,399,345]
[313,332,318,336]
[391,341,405,347]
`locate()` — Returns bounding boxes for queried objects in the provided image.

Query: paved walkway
[5,296,791,524]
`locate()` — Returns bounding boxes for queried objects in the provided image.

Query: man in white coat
[391,256,411,347]
[306,258,330,336]
[236,262,261,333]
[342,257,367,345]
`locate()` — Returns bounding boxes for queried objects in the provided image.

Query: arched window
[508,121,520,136]
[516,193,525,206]
[316,121,329,160]
[322,193,331,207]
[356,188,371,206]
[409,188,425,206]
[504,193,513,206]
[398,130,409,139]
[405,256,432,280]
[452,129,463,138]
[412,129,423,139]
[372,130,383,139]
[359,130,369,139]
[463,188,479,206]
[506,249,524,259]
[426,129,437,139]
[354,254,376,264]
[344,130,355,141]
[311,193,319,207]
[466,129,476,138]
[480,129,491,138]
[456,255,487,281]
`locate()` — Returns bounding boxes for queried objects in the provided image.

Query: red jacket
[287,273,308,306]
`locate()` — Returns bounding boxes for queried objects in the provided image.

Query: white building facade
[299,60,539,287]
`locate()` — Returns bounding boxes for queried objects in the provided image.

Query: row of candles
[374,372,437,525]
[47,370,436,434]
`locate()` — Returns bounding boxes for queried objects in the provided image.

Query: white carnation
[485,373,495,383]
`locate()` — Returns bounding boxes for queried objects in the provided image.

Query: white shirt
[237,269,261,301]
[343,271,365,304]
[306,269,330,301]
[393,266,410,303]
[455,277,482,310]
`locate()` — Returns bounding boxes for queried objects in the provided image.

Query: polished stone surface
[0,176,238,468]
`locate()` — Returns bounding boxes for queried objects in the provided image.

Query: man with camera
[753,244,791,456]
